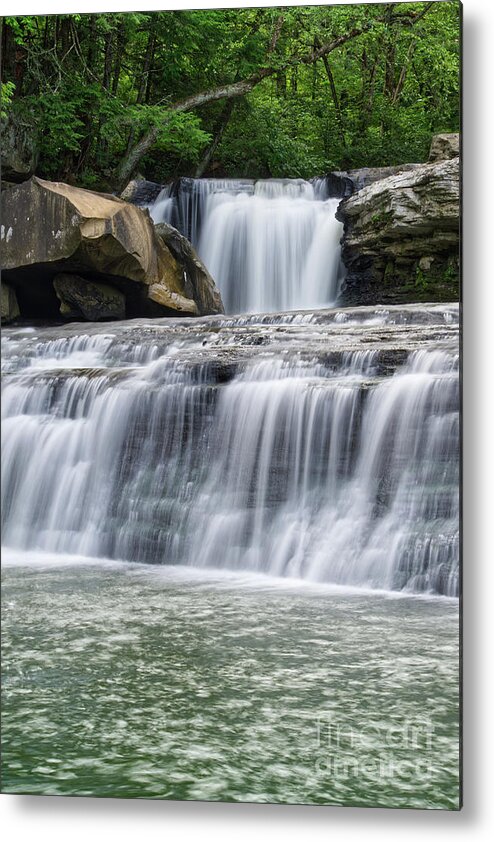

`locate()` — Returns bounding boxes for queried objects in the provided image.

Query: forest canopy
[0,2,460,189]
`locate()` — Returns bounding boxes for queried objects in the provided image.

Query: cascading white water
[150,178,254,246]
[1,305,459,595]
[149,178,344,314]
[185,348,458,594]
[149,186,174,226]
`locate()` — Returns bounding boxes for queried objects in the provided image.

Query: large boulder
[337,157,460,305]
[1,177,224,321]
[428,133,460,163]
[155,223,224,317]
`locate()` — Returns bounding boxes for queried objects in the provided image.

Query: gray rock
[155,223,224,316]
[120,178,164,206]
[53,274,126,321]
[428,133,460,163]
[337,157,460,305]
[342,163,424,192]
[0,113,39,182]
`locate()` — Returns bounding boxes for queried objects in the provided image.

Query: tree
[1,3,460,188]
[115,20,374,187]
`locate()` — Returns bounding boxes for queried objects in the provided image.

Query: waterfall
[148,186,174,227]
[1,305,459,596]
[148,178,344,314]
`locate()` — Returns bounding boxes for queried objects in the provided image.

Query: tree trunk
[276,71,287,97]
[311,38,318,101]
[102,31,114,90]
[111,21,127,94]
[60,16,71,59]
[43,16,49,49]
[137,31,156,104]
[358,48,378,137]
[289,66,298,94]
[391,41,416,104]
[195,99,236,177]
[86,15,97,69]
[1,20,15,82]
[316,38,346,150]
[119,127,160,187]
[384,41,396,99]
[13,46,27,97]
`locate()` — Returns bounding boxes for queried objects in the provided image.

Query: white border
[1,0,493,838]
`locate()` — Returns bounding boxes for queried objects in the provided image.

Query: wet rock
[318,172,355,198]
[155,222,224,316]
[120,178,164,206]
[53,274,126,321]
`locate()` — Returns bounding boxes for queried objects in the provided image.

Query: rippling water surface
[2,558,459,807]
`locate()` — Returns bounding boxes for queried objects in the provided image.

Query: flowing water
[1,304,459,596]
[149,178,344,313]
[1,175,460,805]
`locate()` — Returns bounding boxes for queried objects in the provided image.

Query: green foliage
[218,98,327,178]
[134,108,211,159]
[1,3,460,185]
[444,260,458,282]
[410,256,459,301]
[1,81,16,119]
[10,94,85,177]
[3,15,38,42]
[415,265,428,291]
[371,211,393,227]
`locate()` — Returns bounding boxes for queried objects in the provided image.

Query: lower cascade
[149,178,344,314]
[1,304,459,596]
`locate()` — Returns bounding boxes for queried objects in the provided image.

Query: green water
[1,560,460,808]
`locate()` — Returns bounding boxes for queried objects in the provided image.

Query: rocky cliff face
[336,156,460,305]
[1,177,224,323]
[120,178,163,206]
[337,163,424,193]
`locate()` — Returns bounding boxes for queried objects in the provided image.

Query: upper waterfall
[149,178,344,315]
